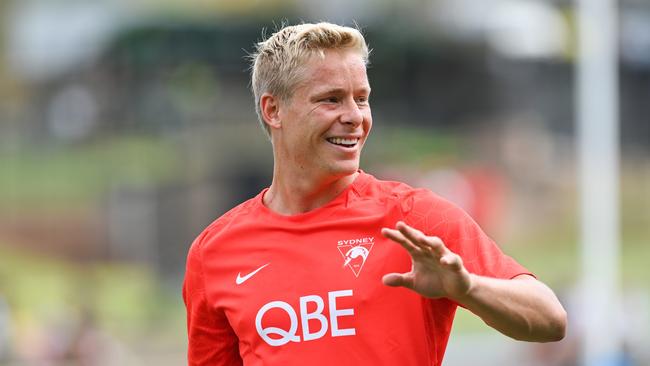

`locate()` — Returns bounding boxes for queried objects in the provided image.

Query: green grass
[0,136,181,209]
[0,244,184,340]
[1,127,646,341]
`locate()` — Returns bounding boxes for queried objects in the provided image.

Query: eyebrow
[311,87,371,98]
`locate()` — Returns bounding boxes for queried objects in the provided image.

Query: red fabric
[183,171,532,366]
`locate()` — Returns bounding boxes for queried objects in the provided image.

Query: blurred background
[0,0,648,365]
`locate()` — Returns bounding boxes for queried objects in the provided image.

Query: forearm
[454,274,567,342]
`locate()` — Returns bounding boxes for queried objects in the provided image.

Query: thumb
[382,273,414,289]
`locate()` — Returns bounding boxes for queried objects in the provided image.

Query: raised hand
[381,221,473,300]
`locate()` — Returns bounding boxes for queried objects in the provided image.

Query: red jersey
[183,171,531,365]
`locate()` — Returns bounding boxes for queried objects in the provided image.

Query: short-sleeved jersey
[183,171,532,366]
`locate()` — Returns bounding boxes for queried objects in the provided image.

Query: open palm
[381,221,473,300]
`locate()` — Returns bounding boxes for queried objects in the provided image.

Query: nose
[340,98,364,127]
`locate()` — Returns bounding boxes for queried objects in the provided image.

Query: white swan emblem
[343,246,369,267]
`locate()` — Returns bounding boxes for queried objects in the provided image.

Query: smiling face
[269,49,372,181]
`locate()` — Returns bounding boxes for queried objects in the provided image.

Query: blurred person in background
[183,22,567,365]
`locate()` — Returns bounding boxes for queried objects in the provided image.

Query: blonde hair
[250,22,370,138]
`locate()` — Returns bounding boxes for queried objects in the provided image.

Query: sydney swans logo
[337,237,374,277]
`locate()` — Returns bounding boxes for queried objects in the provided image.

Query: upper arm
[183,237,242,366]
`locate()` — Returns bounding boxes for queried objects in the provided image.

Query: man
[183,22,567,365]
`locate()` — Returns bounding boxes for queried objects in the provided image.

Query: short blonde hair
[250,22,370,138]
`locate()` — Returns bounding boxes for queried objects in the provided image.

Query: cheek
[363,112,373,133]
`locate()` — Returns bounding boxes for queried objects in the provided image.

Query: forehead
[295,49,370,94]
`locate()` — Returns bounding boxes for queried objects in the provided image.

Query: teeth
[328,137,359,146]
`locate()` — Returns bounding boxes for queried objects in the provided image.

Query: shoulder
[360,172,456,215]
[355,172,420,202]
[360,173,475,239]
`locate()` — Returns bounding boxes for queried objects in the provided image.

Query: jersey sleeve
[183,232,243,366]
[400,189,533,280]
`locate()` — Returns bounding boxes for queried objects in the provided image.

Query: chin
[327,161,359,177]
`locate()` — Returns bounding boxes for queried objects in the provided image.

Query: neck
[264,166,358,215]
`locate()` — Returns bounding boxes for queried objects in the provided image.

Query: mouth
[326,137,360,148]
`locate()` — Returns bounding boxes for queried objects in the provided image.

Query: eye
[321,96,340,103]
[356,96,369,105]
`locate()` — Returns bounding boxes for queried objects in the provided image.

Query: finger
[395,221,446,256]
[425,236,446,254]
[381,227,422,255]
[440,253,464,271]
[382,273,414,289]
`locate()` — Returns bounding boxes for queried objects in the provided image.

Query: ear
[260,93,282,130]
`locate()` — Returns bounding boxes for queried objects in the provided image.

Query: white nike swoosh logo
[236,263,270,285]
